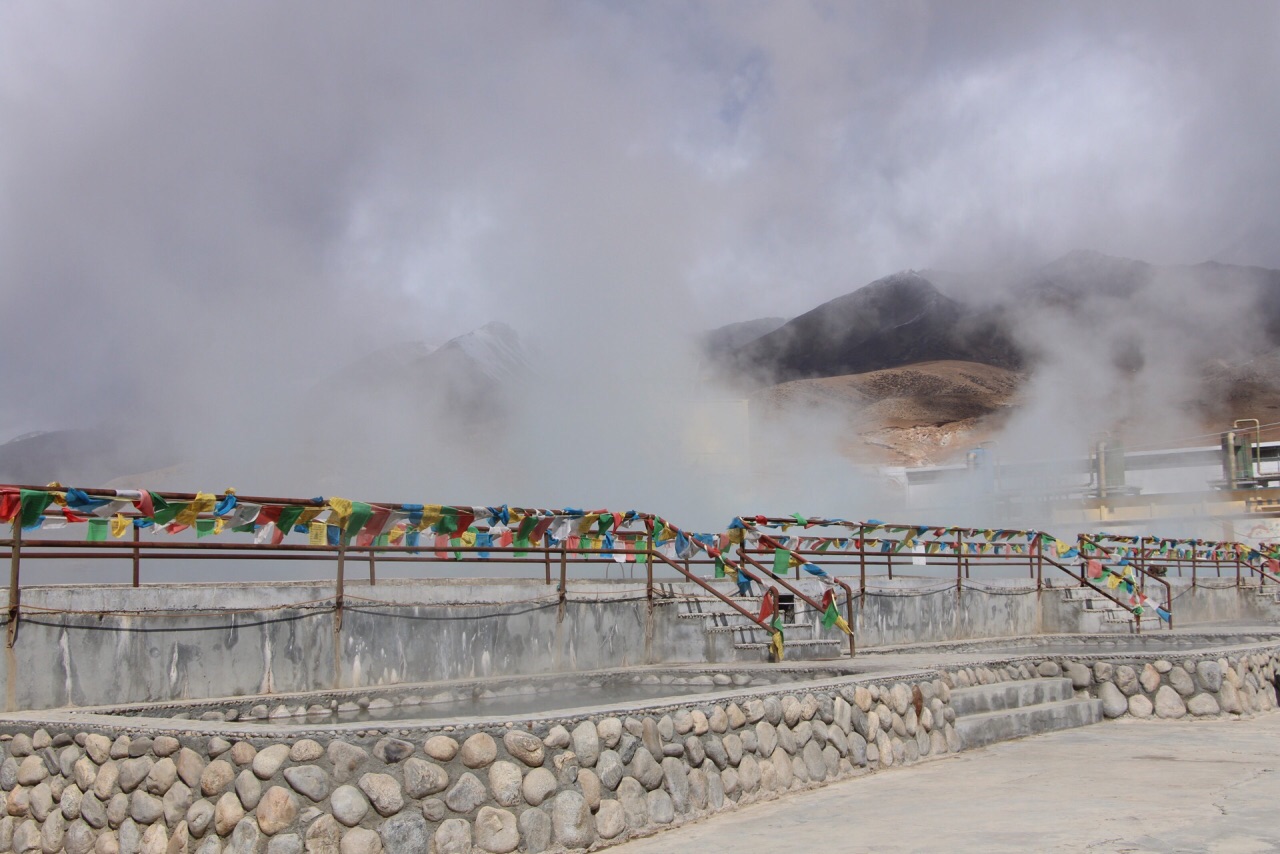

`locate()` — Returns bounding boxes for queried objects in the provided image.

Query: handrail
[645,548,780,651]
[1034,555,1157,635]
[749,532,857,657]
[1076,533,1174,630]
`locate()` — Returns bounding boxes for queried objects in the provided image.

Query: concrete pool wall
[2,576,1277,712]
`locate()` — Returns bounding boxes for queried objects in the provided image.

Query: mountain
[329,321,533,424]
[0,429,176,486]
[751,361,1023,465]
[702,317,788,356]
[713,252,1280,465]
[719,272,1022,386]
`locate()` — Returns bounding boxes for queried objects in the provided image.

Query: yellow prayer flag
[214,519,225,536]
[297,507,324,528]
[326,497,353,528]
[110,514,129,539]
[418,505,443,530]
[174,493,216,527]
[769,631,785,662]
[308,521,327,545]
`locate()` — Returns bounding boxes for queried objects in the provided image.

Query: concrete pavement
[613,712,1280,853]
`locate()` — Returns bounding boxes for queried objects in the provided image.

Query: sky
[1,1,1279,522]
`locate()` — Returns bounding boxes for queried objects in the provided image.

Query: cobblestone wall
[0,676,959,853]
[942,648,1280,720]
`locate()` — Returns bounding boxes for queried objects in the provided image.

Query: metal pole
[858,525,866,598]
[544,544,552,585]
[647,534,655,602]
[368,547,376,586]
[334,539,346,632]
[844,588,856,658]
[131,524,141,587]
[7,525,21,649]
[558,546,568,620]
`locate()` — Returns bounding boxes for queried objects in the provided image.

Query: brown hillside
[752,360,1022,465]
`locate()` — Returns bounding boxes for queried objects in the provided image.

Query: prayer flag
[86,518,108,542]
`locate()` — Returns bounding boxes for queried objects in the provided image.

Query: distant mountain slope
[751,360,1023,465]
[702,317,788,355]
[0,429,175,485]
[328,320,533,424]
[720,273,1022,385]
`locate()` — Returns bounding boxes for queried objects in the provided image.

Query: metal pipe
[131,525,141,587]
[7,524,20,649]
[334,539,346,632]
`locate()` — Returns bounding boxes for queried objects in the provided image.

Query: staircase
[1059,584,1164,633]
[952,677,1103,749]
[675,586,845,662]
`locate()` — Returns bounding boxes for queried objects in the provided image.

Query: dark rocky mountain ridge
[716,272,1023,386]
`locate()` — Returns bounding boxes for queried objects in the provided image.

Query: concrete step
[703,622,807,633]
[733,637,844,661]
[949,678,1074,716]
[956,698,1103,749]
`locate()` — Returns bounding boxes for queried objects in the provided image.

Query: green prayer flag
[822,600,839,629]
[148,491,173,524]
[232,523,255,533]
[196,519,216,538]
[772,548,790,575]
[86,518,108,542]
[18,489,53,529]
[152,496,179,526]
[714,557,726,578]
[792,512,806,526]
[514,517,536,557]
[375,533,389,547]
[345,501,373,541]
[636,549,648,564]
[436,508,458,534]
[276,506,305,536]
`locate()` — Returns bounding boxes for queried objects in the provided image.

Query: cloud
[1,0,1278,526]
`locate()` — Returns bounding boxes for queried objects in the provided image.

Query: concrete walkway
[613,712,1280,853]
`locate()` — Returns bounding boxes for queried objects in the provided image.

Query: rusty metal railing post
[858,525,866,598]
[544,544,552,585]
[368,546,376,586]
[558,545,568,621]
[131,524,141,587]
[7,524,21,649]
[334,537,346,632]
[844,588,856,658]
[1191,547,1198,588]
[1036,536,1043,591]
[646,532,655,603]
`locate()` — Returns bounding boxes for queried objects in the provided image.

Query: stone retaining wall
[0,675,959,853]
[942,648,1280,721]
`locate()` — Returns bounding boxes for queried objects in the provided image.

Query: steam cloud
[2,1,1279,534]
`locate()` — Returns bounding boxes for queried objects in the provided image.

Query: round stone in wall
[474,806,519,854]
[502,731,544,768]
[595,798,626,839]
[329,785,369,828]
[460,733,497,769]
